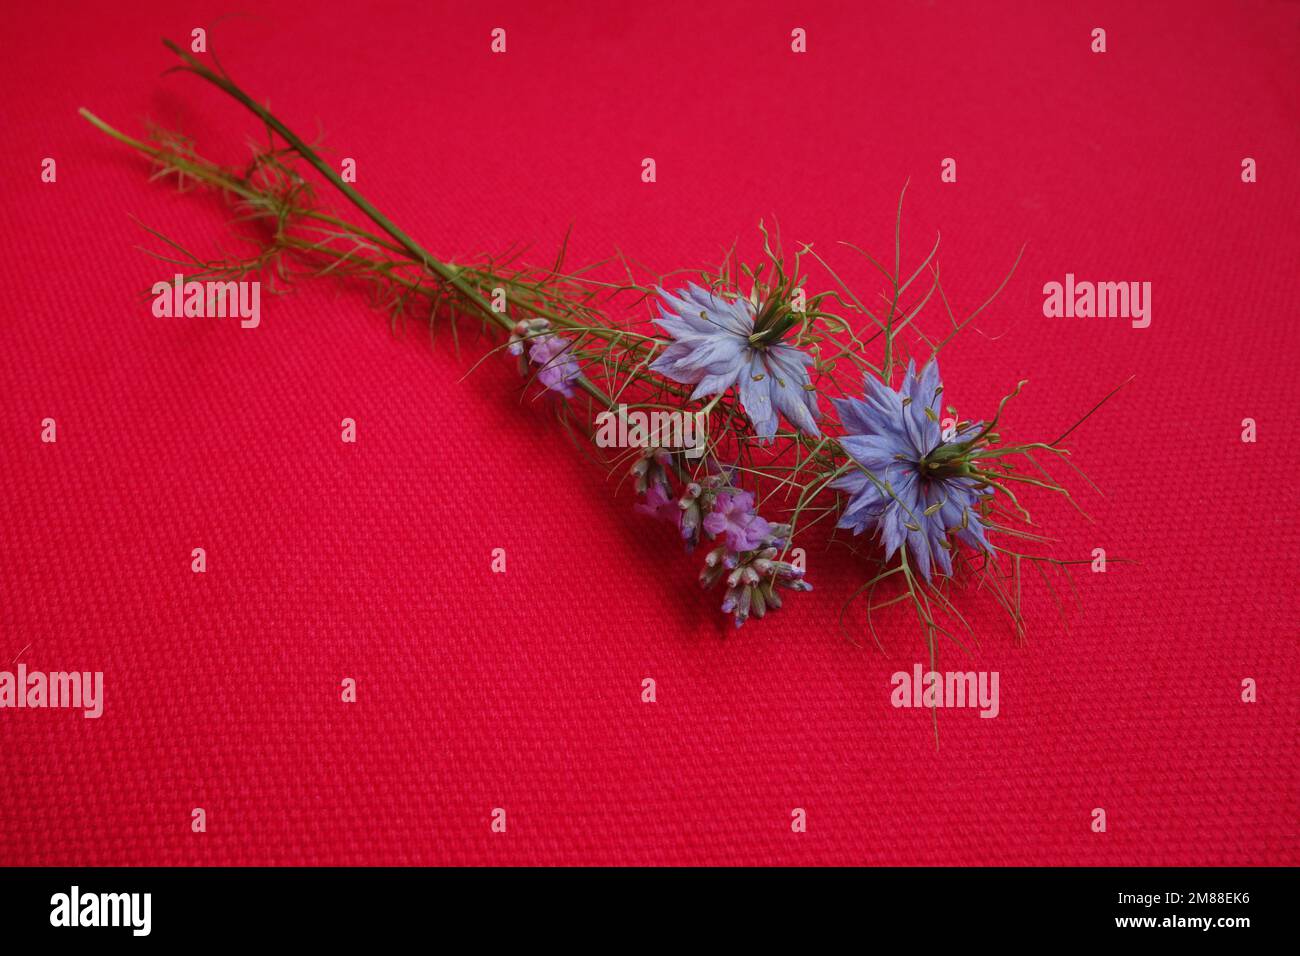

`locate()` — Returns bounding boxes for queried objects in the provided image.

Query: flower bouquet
[81,39,1124,664]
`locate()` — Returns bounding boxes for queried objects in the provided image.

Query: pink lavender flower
[703,490,771,552]
[508,319,581,397]
[649,283,820,441]
[529,334,580,397]
[634,482,681,529]
[831,358,992,580]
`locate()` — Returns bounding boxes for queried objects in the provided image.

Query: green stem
[134,39,621,411]
[158,42,507,329]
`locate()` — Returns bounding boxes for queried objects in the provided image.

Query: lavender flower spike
[831,358,992,581]
[649,283,820,441]
[700,523,812,628]
[508,318,581,397]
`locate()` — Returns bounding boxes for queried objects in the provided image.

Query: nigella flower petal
[911,483,952,580]
[688,368,743,401]
[685,335,749,373]
[831,395,876,437]
[839,433,902,471]
[844,374,910,444]
[738,352,780,440]
[829,468,873,497]
[654,287,717,333]
[657,284,752,337]
[927,530,953,578]
[766,344,822,437]
[906,524,936,581]
[958,513,992,553]
[899,363,933,455]
[649,342,707,382]
[910,357,942,410]
[900,359,919,393]
[652,307,707,339]
[877,471,920,560]
[838,482,886,528]
[906,360,942,453]
[878,505,909,562]
[681,284,753,336]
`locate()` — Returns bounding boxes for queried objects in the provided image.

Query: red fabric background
[1,1,1297,866]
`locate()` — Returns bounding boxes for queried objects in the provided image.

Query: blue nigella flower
[649,283,820,441]
[831,359,992,580]
[703,490,771,552]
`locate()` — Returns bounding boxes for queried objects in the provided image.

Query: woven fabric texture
[0,0,1296,865]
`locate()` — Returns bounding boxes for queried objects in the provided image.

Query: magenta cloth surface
[0,1,1296,865]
